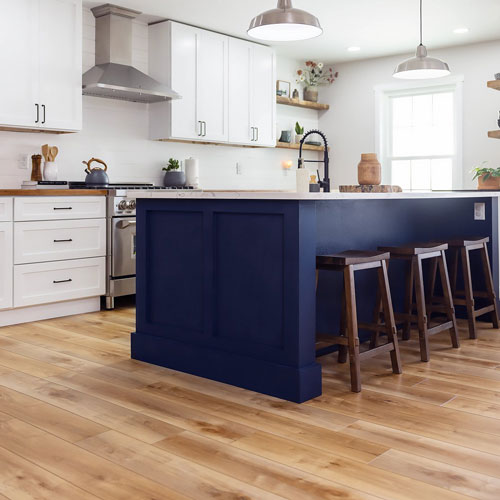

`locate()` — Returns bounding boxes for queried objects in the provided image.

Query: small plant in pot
[162,158,186,187]
[471,163,500,190]
[295,122,304,143]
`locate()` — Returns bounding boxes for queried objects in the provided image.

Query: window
[377,81,462,191]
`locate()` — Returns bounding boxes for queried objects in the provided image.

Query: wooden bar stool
[378,243,459,362]
[316,250,402,392]
[434,237,499,339]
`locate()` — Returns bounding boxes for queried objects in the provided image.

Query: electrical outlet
[18,153,30,170]
[236,162,243,175]
[474,202,485,221]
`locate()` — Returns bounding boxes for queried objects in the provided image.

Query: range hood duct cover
[82,4,180,103]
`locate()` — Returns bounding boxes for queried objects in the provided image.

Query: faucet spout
[297,129,331,192]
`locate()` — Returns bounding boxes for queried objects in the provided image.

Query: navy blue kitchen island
[131,191,499,403]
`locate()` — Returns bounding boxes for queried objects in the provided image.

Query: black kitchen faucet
[297,129,330,193]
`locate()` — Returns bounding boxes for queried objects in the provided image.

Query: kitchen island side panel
[132,199,321,403]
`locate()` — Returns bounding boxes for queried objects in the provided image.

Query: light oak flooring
[0,304,499,499]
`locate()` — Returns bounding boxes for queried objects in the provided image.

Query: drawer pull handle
[53,207,73,210]
[53,279,72,284]
[53,239,73,243]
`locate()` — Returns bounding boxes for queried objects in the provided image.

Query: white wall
[0,8,319,190]
[320,40,500,189]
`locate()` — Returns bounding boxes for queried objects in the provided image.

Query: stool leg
[413,255,430,362]
[480,242,500,329]
[338,284,348,364]
[370,261,389,349]
[461,246,477,339]
[402,260,414,341]
[449,248,459,297]
[439,250,460,348]
[426,257,438,320]
[344,265,361,392]
[378,260,402,374]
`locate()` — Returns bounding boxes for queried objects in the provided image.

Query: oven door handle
[116,220,136,229]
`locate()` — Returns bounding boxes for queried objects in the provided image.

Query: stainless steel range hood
[82,4,180,103]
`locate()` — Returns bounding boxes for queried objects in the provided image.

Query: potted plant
[162,158,186,187]
[295,122,304,143]
[471,163,500,190]
[296,61,338,102]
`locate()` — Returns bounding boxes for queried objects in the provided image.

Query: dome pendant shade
[393,0,450,79]
[393,44,450,79]
[248,0,322,42]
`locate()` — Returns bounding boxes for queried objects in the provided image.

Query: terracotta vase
[303,86,318,102]
[357,153,381,185]
[477,174,500,190]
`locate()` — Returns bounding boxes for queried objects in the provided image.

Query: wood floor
[0,304,499,499]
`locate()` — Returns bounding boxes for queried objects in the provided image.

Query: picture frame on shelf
[276,80,291,97]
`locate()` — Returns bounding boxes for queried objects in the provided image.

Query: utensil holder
[43,161,58,181]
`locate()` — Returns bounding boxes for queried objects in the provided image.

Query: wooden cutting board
[339,185,402,193]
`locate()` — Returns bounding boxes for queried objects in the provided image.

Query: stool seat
[379,242,448,256]
[447,237,489,247]
[317,250,390,267]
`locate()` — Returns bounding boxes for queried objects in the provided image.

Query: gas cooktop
[68,182,197,190]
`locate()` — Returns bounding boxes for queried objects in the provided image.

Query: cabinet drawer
[0,197,13,221]
[0,221,13,310]
[14,196,106,221]
[14,219,106,264]
[14,257,105,307]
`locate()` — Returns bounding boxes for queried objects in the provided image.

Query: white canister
[296,167,310,193]
[43,161,58,181]
[185,157,200,188]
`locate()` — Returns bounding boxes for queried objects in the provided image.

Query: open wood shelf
[487,80,500,91]
[276,141,328,151]
[488,130,500,139]
[276,95,329,111]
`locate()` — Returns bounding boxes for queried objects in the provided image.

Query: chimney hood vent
[82,4,181,103]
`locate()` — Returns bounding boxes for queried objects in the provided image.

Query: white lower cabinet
[0,222,13,311]
[14,196,106,221]
[14,218,106,264]
[14,257,105,308]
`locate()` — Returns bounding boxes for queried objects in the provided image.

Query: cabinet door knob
[35,104,39,124]
[202,121,207,137]
[256,127,259,142]
[198,121,202,136]
[41,104,46,124]
[53,278,72,284]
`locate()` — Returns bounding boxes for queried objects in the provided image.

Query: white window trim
[374,75,464,190]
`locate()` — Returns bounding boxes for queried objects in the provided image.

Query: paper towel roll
[185,157,199,187]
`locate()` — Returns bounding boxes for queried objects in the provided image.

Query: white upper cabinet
[228,39,276,147]
[39,0,82,131]
[0,0,82,133]
[149,21,274,147]
[250,44,276,147]
[0,0,39,129]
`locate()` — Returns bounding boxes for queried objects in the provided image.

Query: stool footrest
[474,304,496,318]
[427,321,454,336]
[359,342,396,360]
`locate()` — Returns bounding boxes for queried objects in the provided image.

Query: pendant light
[248,0,322,42]
[393,0,450,79]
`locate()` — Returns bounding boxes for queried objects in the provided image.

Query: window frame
[375,76,464,190]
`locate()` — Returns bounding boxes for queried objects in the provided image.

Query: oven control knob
[127,200,136,210]
[118,200,127,210]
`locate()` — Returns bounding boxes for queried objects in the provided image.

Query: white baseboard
[0,297,101,327]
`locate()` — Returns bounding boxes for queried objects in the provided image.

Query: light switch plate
[474,202,486,220]
[18,154,30,170]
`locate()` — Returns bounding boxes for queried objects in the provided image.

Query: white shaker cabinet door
[228,38,252,145]
[196,29,229,142]
[0,222,13,310]
[38,0,82,132]
[0,0,39,129]
[169,22,199,140]
[251,44,276,147]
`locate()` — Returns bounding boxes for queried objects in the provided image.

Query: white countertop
[126,190,500,201]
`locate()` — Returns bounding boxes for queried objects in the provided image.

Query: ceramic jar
[357,153,381,186]
[163,171,186,188]
[43,161,58,181]
[304,86,318,102]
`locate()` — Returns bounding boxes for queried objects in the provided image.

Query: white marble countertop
[127,190,500,201]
